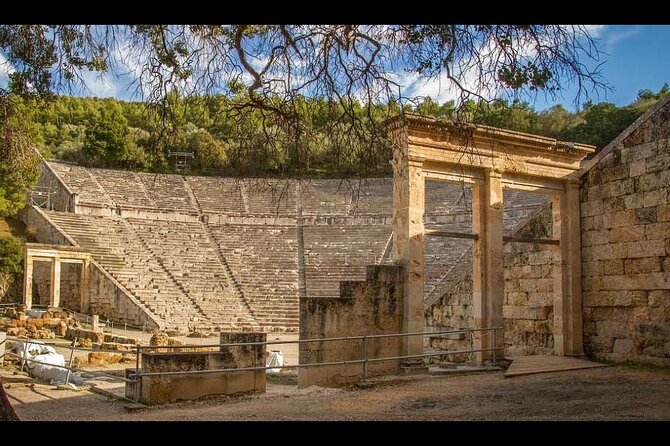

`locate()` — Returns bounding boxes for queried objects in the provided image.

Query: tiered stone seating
[503,190,550,234]
[49,162,112,206]
[135,172,196,212]
[88,168,155,208]
[207,224,300,328]
[125,218,256,330]
[300,180,351,215]
[245,180,297,215]
[43,161,551,334]
[350,179,393,215]
[303,225,391,298]
[45,211,206,332]
[425,180,471,215]
[186,176,246,213]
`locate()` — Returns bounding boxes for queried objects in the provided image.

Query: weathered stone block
[637,172,662,192]
[582,260,603,276]
[503,305,552,320]
[527,292,552,306]
[583,276,602,291]
[626,240,666,258]
[581,200,603,217]
[583,229,609,246]
[601,164,630,183]
[582,216,595,231]
[658,204,670,222]
[596,321,629,339]
[644,222,670,240]
[603,210,637,228]
[624,192,646,210]
[629,160,646,177]
[609,226,645,243]
[635,207,657,224]
[643,189,668,208]
[645,153,670,174]
[602,259,625,275]
[505,292,528,306]
[603,273,670,291]
[603,196,626,212]
[648,290,670,307]
[625,257,662,275]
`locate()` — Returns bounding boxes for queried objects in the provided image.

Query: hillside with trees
[17,84,669,179]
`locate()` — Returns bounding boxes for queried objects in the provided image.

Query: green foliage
[0,236,23,275]
[16,84,669,178]
[0,95,41,218]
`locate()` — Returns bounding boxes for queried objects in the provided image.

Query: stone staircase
[46,211,201,332]
[207,224,300,329]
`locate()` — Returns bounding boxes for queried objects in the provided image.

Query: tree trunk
[0,379,20,421]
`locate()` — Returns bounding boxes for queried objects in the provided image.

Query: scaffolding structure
[167,151,195,173]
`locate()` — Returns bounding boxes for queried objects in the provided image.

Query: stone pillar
[393,153,425,366]
[71,192,80,213]
[472,169,504,364]
[23,253,34,310]
[80,259,90,313]
[552,181,584,356]
[50,257,61,308]
[92,314,100,332]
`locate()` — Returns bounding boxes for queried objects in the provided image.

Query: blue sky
[1,25,668,112]
[533,25,670,111]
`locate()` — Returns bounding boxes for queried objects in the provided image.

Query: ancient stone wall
[298,264,404,388]
[20,206,75,247]
[59,263,81,311]
[502,207,555,356]
[88,263,161,330]
[127,332,266,404]
[580,96,670,366]
[31,261,51,306]
[426,205,556,359]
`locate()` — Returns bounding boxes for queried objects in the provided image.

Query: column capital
[407,155,425,168]
[565,179,580,190]
[483,167,503,179]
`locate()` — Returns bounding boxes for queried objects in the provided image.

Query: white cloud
[602,26,640,51]
[0,51,16,88]
[583,25,607,38]
[80,70,120,98]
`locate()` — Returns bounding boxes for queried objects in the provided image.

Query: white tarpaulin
[266,350,284,373]
[14,340,80,385]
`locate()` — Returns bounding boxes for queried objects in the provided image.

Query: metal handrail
[4,327,502,392]
[132,327,503,380]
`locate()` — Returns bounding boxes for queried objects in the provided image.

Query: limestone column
[50,257,61,308]
[552,180,584,356]
[23,253,34,309]
[71,192,80,214]
[393,153,425,363]
[472,169,504,364]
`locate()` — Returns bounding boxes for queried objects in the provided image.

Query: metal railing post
[135,344,141,379]
[492,328,497,367]
[20,337,29,372]
[361,335,368,381]
[65,337,77,386]
[134,344,142,403]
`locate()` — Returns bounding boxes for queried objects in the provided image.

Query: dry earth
[3,364,670,421]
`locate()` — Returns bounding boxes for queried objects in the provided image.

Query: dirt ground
[3,364,670,421]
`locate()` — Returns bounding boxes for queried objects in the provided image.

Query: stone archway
[386,114,595,365]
